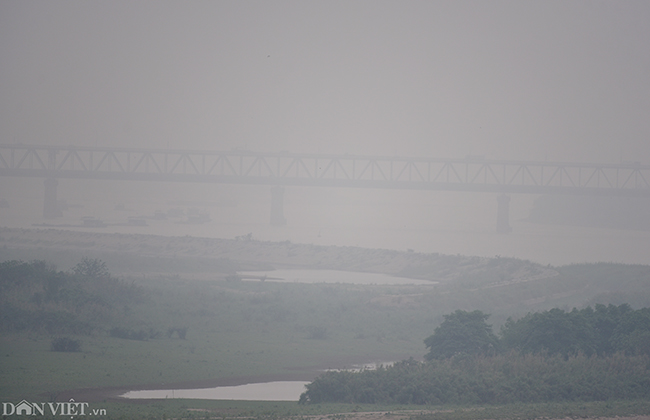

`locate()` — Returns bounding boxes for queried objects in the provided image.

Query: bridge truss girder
[0,145,648,197]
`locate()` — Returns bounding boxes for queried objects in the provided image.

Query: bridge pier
[496,194,512,233]
[270,186,286,226]
[43,178,62,219]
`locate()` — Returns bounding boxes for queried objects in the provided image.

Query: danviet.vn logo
[2,399,107,417]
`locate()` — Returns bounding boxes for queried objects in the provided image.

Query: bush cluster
[50,337,81,352]
[501,304,650,357]
[0,259,146,334]
[424,305,650,361]
[300,352,650,405]
[302,305,650,405]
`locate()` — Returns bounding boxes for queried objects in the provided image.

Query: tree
[73,258,109,279]
[613,306,650,355]
[424,310,498,360]
[500,307,597,358]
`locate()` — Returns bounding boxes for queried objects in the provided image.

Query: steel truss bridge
[1,144,649,196]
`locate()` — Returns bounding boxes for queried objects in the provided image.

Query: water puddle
[121,381,310,401]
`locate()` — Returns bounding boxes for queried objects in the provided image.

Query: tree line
[300,306,650,405]
[426,305,650,360]
[0,258,145,334]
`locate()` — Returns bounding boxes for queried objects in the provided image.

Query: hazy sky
[2,1,649,163]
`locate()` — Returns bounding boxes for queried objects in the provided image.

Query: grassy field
[1,276,438,401]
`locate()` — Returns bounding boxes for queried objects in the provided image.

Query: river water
[3,179,650,267]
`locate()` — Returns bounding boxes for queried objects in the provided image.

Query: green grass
[0,278,431,400]
[411,400,650,420]
[65,400,419,420]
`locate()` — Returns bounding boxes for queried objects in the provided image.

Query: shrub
[299,353,650,405]
[50,337,81,352]
[424,310,498,360]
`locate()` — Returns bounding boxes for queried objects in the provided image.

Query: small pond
[237,269,436,286]
[121,381,310,401]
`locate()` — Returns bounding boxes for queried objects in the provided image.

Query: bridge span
[1,144,649,232]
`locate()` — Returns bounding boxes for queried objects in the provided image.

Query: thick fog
[1,1,650,265]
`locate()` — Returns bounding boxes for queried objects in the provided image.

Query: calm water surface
[121,381,310,401]
[4,180,650,267]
